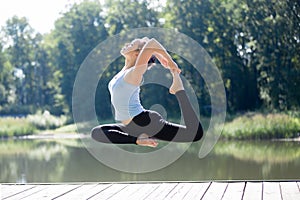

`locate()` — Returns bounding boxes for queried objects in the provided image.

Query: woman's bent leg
[125,107,203,142]
[176,90,203,140]
[157,71,203,142]
[91,124,137,144]
[152,71,204,142]
[151,91,203,142]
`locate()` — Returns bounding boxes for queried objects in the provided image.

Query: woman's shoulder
[123,67,143,86]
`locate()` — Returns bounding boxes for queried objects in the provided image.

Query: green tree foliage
[0,0,299,118]
[53,0,108,111]
[1,16,67,115]
[1,16,40,114]
[94,0,161,119]
[34,34,67,115]
[164,0,259,112]
[0,43,14,106]
[241,0,300,110]
[104,0,159,35]
[165,0,300,113]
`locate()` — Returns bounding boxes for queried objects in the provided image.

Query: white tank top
[108,68,145,121]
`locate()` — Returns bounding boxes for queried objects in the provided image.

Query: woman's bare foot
[169,69,184,94]
[136,133,158,147]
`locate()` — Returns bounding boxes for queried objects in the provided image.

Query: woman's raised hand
[153,53,181,73]
[169,61,181,73]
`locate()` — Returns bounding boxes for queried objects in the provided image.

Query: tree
[53,0,109,112]
[2,16,39,111]
[164,0,250,113]
[103,0,159,35]
[93,0,162,119]
[1,0,299,117]
[164,0,300,113]
[1,15,68,115]
[0,43,14,107]
[240,0,300,110]
[34,33,67,115]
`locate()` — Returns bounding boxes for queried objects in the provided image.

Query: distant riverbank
[0,111,69,138]
[220,112,300,140]
[1,111,300,140]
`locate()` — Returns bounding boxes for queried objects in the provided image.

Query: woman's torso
[108,68,144,123]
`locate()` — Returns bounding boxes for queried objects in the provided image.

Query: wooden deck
[1,181,299,200]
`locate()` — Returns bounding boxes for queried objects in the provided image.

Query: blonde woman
[91,38,203,147]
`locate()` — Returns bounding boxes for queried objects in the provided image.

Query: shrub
[27,110,67,130]
[221,112,300,140]
[0,117,36,137]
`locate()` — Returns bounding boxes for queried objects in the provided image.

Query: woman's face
[120,38,147,56]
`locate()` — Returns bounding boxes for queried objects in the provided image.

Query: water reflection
[0,139,299,183]
[213,140,300,179]
[0,140,69,183]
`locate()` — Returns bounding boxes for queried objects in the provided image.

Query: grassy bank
[221,112,300,140]
[0,111,68,138]
[1,111,300,140]
[0,117,36,137]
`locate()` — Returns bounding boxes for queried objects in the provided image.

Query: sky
[0,0,85,34]
[0,0,166,34]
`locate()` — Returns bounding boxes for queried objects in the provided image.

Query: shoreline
[0,132,299,141]
[0,132,89,140]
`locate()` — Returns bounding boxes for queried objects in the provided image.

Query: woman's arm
[135,39,178,76]
[138,39,180,71]
[152,53,168,68]
[125,38,180,85]
[135,38,167,71]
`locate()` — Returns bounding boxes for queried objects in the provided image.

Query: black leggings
[91,90,203,144]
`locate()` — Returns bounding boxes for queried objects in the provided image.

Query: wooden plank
[20,184,80,200]
[3,185,49,200]
[222,182,245,200]
[243,182,263,200]
[108,183,147,200]
[280,181,300,200]
[182,182,210,200]
[163,182,194,199]
[55,183,111,200]
[0,184,2,199]
[128,183,160,199]
[88,183,128,200]
[143,182,178,200]
[262,182,281,200]
[2,181,299,200]
[202,182,228,200]
[1,185,36,199]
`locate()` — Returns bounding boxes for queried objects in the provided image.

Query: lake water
[0,138,299,183]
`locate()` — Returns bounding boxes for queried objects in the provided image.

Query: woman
[91,37,203,147]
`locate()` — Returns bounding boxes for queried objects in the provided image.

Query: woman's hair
[148,55,157,68]
[122,37,156,68]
